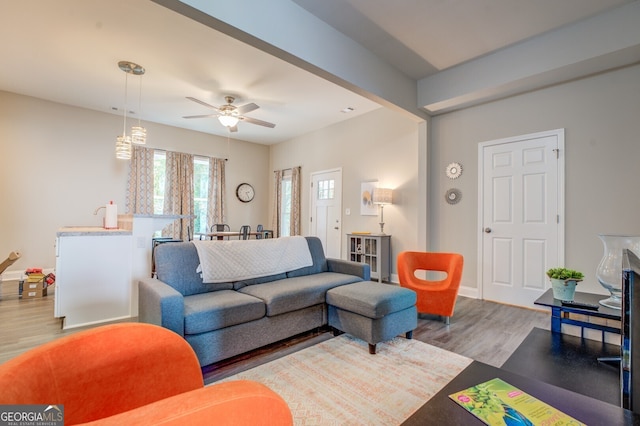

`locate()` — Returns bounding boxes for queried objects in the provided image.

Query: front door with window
[310,169,342,258]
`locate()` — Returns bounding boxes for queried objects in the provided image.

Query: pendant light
[131,71,146,144]
[115,61,145,159]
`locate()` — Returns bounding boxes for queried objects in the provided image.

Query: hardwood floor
[0,278,551,384]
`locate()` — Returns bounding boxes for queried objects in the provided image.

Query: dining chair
[397,251,464,325]
[256,224,264,239]
[211,224,230,240]
[239,225,251,240]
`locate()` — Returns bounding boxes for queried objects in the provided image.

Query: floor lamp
[372,188,393,234]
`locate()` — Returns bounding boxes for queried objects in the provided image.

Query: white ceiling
[0,0,634,145]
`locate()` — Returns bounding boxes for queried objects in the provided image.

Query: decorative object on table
[445,162,462,179]
[547,267,584,301]
[445,188,462,205]
[235,182,255,202]
[596,234,640,309]
[372,187,393,234]
[360,181,378,216]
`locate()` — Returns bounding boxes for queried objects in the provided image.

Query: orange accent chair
[0,323,292,425]
[397,251,464,325]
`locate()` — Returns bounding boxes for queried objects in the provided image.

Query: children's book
[449,378,586,425]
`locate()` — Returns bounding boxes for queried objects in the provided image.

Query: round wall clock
[445,188,462,205]
[446,162,463,179]
[236,183,255,203]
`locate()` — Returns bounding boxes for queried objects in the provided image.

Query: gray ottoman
[327,281,417,354]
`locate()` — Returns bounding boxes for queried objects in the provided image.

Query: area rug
[216,335,472,425]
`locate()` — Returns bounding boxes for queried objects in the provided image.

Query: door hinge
[553,148,559,159]
[557,214,560,224]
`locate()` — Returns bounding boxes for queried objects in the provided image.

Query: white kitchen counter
[56,227,132,237]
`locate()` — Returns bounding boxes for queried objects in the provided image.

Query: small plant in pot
[546,268,584,301]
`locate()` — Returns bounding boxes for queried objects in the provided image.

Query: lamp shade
[372,188,393,205]
[218,115,239,127]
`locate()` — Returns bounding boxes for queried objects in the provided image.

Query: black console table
[535,289,621,339]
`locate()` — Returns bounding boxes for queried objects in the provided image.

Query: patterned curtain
[126,146,155,214]
[272,170,283,237]
[290,166,302,236]
[163,151,194,240]
[207,157,226,231]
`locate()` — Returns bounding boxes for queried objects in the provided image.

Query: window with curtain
[128,147,225,239]
[272,166,301,237]
[280,170,292,237]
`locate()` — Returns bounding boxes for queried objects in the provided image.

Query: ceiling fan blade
[239,116,276,128]
[186,97,220,112]
[182,114,219,119]
[236,103,259,115]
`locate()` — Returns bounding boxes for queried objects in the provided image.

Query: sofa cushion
[233,273,288,290]
[155,243,233,296]
[183,290,265,335]
[238,272,362,316]
[286,237,328,278]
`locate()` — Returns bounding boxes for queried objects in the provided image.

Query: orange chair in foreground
[0,323,292,425]
[397,251,464,325]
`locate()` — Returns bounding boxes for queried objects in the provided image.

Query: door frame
[476,128,565,301]
[309,167,343,258]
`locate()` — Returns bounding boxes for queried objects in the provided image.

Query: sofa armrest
[138,277,185,336]
[327,258,371,281]
[79,380,293,426]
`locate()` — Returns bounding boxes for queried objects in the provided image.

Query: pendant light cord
[122,71,129,136]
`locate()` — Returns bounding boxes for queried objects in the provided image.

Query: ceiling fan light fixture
[218,115,240,128]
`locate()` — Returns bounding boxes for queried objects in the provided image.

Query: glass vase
[596,234,640,309]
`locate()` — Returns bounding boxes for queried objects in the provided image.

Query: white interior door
[479,130,564,308]
[310,169,342,258]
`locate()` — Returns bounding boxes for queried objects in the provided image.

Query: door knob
[484,227,492,233]
[334,226,339,230]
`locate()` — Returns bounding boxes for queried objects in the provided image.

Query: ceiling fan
[183,95,276,132]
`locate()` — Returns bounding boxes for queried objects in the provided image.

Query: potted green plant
[546,267,584,301]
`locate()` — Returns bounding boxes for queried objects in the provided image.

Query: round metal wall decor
[445,188,462,205]
[446,162,462,179]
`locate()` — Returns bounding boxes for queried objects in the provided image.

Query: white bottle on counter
[104,201,118,229]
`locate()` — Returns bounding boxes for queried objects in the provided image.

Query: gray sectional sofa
[138,236,370,366]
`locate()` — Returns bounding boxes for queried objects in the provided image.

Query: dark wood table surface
[403,361,640,425]
[404,327,639,425]
[502,327,620,404]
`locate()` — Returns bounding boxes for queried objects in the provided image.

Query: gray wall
[429,63,640,295]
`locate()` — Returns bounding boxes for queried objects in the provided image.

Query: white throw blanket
[192,236,313,283]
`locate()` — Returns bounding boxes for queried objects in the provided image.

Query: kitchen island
[55,214,191,329]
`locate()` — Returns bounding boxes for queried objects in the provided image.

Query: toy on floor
[0,251,20,275]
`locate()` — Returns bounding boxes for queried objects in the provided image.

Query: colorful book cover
[449,378,586,426]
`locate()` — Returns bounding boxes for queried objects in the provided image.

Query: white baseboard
[458,285,479,299]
